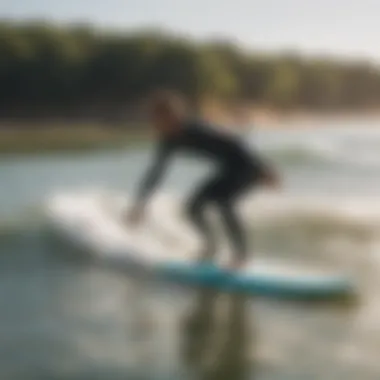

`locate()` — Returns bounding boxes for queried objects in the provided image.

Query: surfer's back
[168,118,263,172]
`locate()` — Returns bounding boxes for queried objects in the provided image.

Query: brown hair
[148,89,188,116]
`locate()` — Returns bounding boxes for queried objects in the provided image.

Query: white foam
[45,189,373,281]
[47,189,380,245]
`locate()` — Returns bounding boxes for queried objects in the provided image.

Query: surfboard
[46,192,354,300]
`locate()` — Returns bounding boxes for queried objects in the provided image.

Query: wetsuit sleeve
[135,139,174,205]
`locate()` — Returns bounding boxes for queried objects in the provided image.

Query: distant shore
[202,105,380,129]
[0,125,150,155]
[2,111,380,155]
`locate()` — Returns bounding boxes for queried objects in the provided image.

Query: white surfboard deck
[46,192,354,299]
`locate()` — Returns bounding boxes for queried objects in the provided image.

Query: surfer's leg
[186,176,221,262]
[218,199,248,263]
[215,171,255,267]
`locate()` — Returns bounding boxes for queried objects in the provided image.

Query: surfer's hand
[127,204,144,226]
[262,169,281,190]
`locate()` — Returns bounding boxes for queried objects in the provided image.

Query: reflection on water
[0,228,378,380]
[181,289,253,380]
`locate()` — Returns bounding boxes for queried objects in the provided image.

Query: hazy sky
[2,0,380,60]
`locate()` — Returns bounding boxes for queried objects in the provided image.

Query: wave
[40,189,380,269]
[0,189,375,238]
[0,190,374,235]
[268,146,380,168]
[1,188,379,268]
[258,132,380,168]
[262,140,338,166]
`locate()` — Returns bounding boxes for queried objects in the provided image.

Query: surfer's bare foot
[225,259,245,272]
[194,250,214,266]
[195,257,212,266]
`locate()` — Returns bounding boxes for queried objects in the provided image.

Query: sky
[1,0,380,60]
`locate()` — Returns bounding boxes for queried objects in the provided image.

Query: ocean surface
[2,121,380,379]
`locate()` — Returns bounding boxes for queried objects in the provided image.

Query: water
[2,122,380,379]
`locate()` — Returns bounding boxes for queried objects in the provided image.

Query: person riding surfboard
[128,90,280,270]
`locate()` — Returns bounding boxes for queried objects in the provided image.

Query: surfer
[128,90,280,270]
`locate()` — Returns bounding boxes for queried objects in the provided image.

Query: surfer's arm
[135,140,173,207]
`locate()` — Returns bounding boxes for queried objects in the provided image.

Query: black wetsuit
[136,119,271,261]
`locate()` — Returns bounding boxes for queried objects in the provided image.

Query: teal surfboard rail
[157,261,354,299]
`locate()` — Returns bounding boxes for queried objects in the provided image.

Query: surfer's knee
[216,198,234,217]
[186,199,202,221]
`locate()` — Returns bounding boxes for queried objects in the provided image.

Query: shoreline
[2,112,380,154]
[245,108,380,126]
[0,125,150,155]
[199,101,380,128]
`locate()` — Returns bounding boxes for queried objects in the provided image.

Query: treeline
[1,21,380,121]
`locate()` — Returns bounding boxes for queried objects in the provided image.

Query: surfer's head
[148,89,187,135]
